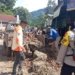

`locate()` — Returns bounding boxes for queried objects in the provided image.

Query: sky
[15,0,58,12]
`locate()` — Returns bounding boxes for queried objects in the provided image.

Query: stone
[34,50,47,61]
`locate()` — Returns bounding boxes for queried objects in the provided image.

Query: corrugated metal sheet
[0,14,16,22]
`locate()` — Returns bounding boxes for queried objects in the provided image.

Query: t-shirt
[47,28,59,41]
[61,30,75,46]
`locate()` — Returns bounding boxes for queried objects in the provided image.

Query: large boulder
[34,50,47,61]
[29,50,60,75]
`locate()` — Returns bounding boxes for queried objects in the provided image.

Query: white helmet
[15,15,20,24]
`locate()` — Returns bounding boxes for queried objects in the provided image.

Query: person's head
[20,20,28,28]
[14,21,20,26]
[15,23,20,26]
[67,25,73,30]
[69,25,75,33]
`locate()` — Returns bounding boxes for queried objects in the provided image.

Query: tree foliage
[13,7,30,22]
[0,0,16,15]
[30,14,46,27]
[0,0,16,9]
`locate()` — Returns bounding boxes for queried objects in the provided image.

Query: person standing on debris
[45,26,60,50]
[7,23,14,60]
[7,31,13,59]
[56,25,75,75]
[12,20,26,75]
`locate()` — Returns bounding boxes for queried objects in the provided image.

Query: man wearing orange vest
[12,21,25,75]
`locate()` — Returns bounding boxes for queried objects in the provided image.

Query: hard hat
[15,15,20,24]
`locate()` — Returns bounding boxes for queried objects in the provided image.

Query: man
[45,26,60,50]
[7,31,13,59]
[12,21,26,75]
[56,26,75,75]
[6,24,14,59]
[20,20,30,53]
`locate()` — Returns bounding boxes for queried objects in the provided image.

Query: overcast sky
[15,0,58,12]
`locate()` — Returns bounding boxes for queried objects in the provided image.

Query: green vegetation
[13,7,31,23]
[0,0,30,22]
[30,14,46,27]
[0,0,16,15]
[0,0,56,28]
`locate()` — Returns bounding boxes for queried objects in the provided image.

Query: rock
[29,50,60,75]
[34,50,47,61]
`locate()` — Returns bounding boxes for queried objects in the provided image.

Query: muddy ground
[0,39,60,75]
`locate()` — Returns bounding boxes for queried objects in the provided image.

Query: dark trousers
[45,38,54,47]
[12,51,25,75]
[45,38,49,47]
[61,63,75,75]
[7,47,12,57]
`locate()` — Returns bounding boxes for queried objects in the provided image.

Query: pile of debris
[28,50,60,75]
[23,34,60,75]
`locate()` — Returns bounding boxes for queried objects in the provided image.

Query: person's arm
[56,32,68,64]
[69,33,75,49]
[56,31,74,65]
[16,26,23,45]
[55,36,61,51]
[56,45,67,65]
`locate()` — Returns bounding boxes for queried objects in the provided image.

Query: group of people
[5,20,75,75]
[8,21,43,75]
[42,25,75,75]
